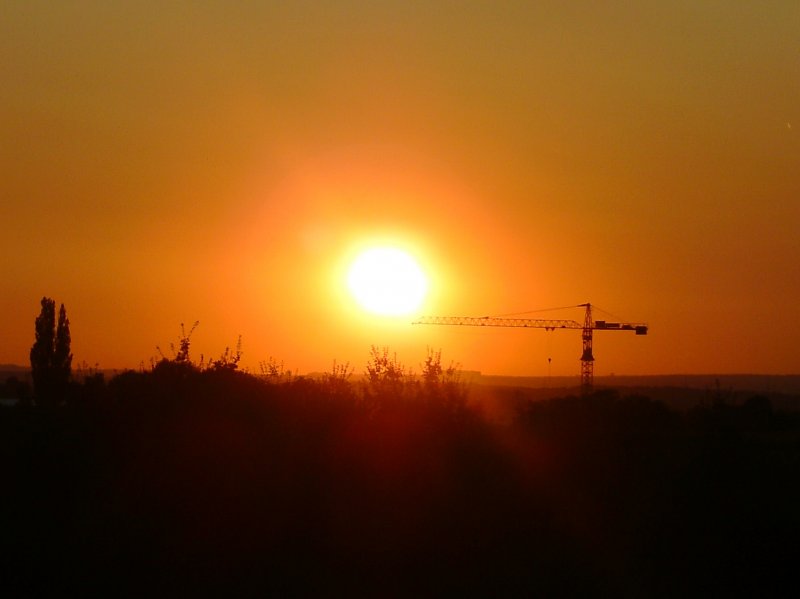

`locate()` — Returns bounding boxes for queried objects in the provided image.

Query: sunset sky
[2,2,798,377]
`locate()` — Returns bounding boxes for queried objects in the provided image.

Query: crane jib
[412,317,647,335]
[412,317,583,328]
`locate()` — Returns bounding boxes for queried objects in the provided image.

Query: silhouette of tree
[157,321,198,364]
[420,348,468,412]
[55,303,72,386]
[421,348,443,390]
[259,357,293,383]
[208,335,242,371]
[29,297,72,405]
[365,345,408,401]
[30,298,56,386]
[321,360,353,399]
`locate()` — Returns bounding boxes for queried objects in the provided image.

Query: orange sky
[2,2,798,377]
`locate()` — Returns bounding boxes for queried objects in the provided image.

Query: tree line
[29,296,72,405]
[5,297,467,410]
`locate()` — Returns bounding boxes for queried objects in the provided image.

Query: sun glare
[347,247,428,316]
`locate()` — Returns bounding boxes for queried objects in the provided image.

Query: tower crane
[413,303,647,394]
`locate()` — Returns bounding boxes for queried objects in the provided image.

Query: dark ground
[2,367,799,597]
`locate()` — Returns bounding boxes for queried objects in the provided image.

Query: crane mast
[581,303,594,393]
[413,303,647,394]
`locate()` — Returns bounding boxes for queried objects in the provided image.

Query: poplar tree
[54,303,72,389]
[30,297,72,404]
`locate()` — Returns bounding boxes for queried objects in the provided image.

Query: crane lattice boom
[413,316,583,329]
[413,303,647,394]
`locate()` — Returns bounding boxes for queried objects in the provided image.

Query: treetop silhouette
[30,297,72,405]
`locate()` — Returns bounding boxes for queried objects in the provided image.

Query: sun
[347,247,429,316]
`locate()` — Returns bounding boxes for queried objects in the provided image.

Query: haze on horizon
[1,2,798,377]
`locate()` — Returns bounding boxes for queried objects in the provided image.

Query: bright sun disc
[347,247,428,316]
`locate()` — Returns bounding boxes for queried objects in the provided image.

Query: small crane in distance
[413,303,648,395]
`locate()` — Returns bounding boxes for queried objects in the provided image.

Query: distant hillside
[0,365,29,381]
[1,365,124,383]
[468,374,800,421]
[474,373,800,395]
[4,364,798,399]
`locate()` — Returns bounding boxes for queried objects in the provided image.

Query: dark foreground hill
[2,365,798,596]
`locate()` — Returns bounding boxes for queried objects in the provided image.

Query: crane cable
[546,328,553,387]
[493,304,583,318]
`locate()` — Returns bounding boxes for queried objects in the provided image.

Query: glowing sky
[2,2,798,376]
